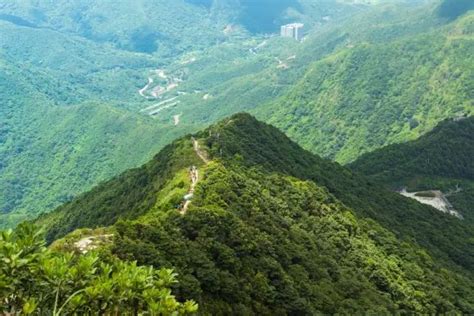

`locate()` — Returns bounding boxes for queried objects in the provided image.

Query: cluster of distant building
[280,23,304,41]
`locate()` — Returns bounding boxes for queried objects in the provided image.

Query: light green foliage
[0,223,198,314]
[35,137,203,242]
[0,0,228,56]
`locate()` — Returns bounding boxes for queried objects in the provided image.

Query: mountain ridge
[39,113,474,269]
[37,113,474,314]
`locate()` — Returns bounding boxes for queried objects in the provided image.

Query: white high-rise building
[280,23,304,41]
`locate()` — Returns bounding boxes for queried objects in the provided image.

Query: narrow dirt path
[192,137,210,164]
[179,138,209,215]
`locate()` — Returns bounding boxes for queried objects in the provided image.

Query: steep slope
[350,117,474,221]
[0,0,366,53]
[0,14,211,228]
[114,161,474,314]
[38,114,474,314]
[256,10,474,163]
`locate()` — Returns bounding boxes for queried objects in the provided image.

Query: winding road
[139,77,153,98]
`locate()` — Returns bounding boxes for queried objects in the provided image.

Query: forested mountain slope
[2,0,473,229]
[39,114,474,269]
[0,57,196,227]
[257,10,474,163]
[0,0,383,227]
[350,117,474,222]
[0,0,368,54]
[38,114,474,314]
[0,12,207,227]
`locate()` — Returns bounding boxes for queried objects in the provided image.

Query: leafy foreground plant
[0,223,198,315]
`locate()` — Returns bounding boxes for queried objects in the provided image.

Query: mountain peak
[37,113,474,314]
[39,114,474,274]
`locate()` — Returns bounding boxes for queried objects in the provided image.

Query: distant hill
[0,54,196,227]
[37,113,474,314]
[350,117,474,222]
[350,117,474,184]
[0,0,228,55]
[257,10,474,163]
[437,0,474,20]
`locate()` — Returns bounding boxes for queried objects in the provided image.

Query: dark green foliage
[0,223,198,314]
[256,11,474,163]
[112,159,474,314]
[437,0,474,20]
[350,117,474,222]
[37,113,474,313]
[3,1,471,229]
[199,114,474,269]
[350,117,474,183]
[414,191,437,198]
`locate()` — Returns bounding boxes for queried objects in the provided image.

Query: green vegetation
[1,0,473,231]
[37,113,474,313]
[257,11,474,163]
[0,0,229,56]
[0,223,197,314]
[35,137,204,242]
[0,22,201,227]
[113,162,474,314]
[350,117,474,222]
[437,0,474,20]
[2,1,473,313]
[350,117,473,184]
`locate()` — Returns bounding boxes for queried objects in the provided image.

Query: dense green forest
[1,0,361,227]
[257,9,474,162]
[2,0,473,313]
[36,113,474,314]
[0,57,197,227]
[0,0,228,56]
[350,117,474,222]
[1,0,473,230]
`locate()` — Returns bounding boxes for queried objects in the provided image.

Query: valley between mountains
[1,0,473,228]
